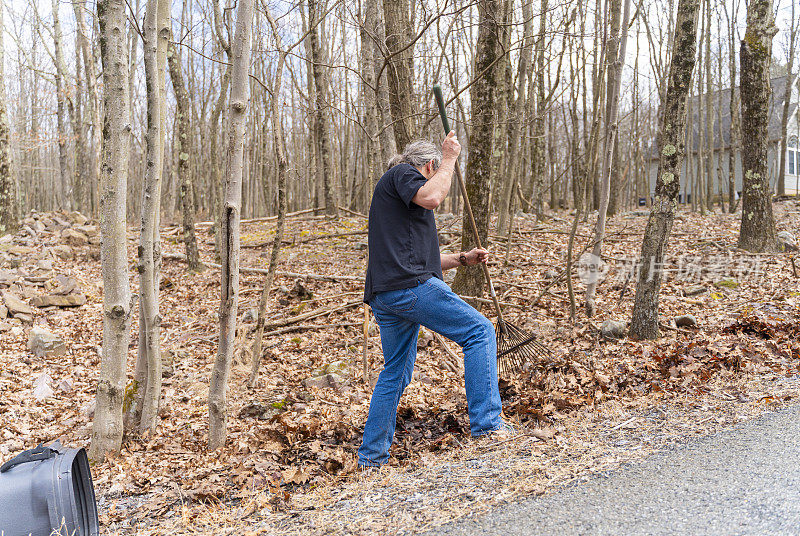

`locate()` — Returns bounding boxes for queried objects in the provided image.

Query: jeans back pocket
[374,287,418,313]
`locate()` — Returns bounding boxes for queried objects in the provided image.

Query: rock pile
[0,210,95,323]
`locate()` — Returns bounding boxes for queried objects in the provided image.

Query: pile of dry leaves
[0,199,798,534]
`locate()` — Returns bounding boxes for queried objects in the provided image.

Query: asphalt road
[432,404,800,536]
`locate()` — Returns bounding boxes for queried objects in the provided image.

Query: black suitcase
[0,442,99,536]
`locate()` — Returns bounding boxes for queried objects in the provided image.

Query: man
[358,131,512,469]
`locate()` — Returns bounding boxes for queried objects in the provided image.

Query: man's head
[387,141,442,179]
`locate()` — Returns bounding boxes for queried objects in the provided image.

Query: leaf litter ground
[0,200,798,535]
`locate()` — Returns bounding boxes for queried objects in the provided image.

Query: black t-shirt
[363,163,442,303]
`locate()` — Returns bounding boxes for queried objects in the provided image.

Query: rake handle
[432,85,505,328]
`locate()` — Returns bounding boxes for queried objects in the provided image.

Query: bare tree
[737,0,778,252]
[451,0,502,300]
[208,0,255,451]
[629,0,701,340]
[497,0,534,234]
[722,0,742,213]
[585,0,631,317]
[167,37,202,271]
[90,0,133,461]
[72,0,102,214]
[307,0,337,217]
[0,2,15,234]
[132,0,170,435]
[777,0,798,197]
[249,7,292,388]
[51,0,71,210]
[382,0,416,150]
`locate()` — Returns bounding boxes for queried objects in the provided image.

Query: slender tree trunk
[0,4,15,233]
[360,0,381,190]
[307,0,337,217]
[497,0,534,233]
[168,38,202,271]
[529,0,549,216]
[777,1,797,197]
[208,0,255,451]
[724,0,741,212]
[703,0,714,210]
[372,0,397,164]
[90,0,133,461]
[51,0,71,211]
[737,0,778,252]
[382,0,416,150]
[73,0,102,215]
[210,65,230,256]
[70,39,89,215]
[490,0,513,212]
[629,0,701,340]
[585,0,630,317]
[451,0,501,301]
[249,11,289,388]
[132,0,169,435]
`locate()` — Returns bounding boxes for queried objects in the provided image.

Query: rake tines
[496,319,552,377]
[432,85,552,378]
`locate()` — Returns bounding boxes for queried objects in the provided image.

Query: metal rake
[433,85,552,376]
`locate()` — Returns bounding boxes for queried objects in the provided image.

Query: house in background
[648,75,800,202]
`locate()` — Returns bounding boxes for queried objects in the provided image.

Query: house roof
[650,75,798,159]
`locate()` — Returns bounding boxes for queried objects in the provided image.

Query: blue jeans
[358,276,504,467]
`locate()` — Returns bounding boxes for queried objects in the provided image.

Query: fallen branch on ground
[264,300,362,330]
[163,252,363,282]
[433,332,461,373]
[262,322,361,338]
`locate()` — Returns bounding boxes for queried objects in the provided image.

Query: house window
[789,136,798,175]
[790,150,796,175]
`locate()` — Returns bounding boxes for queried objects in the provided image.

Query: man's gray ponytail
[387,140,442,171]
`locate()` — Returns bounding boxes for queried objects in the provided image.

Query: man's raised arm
[412,131,461,210]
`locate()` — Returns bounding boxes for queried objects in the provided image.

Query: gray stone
[67,212,89,225]
[418,329,434,347]
[241,307,259,324]
[303,373,349,391]
[61,228,89,247]
[2,291,33,316]
[0,270,18,285]
[75,224,98,237]
[7,245,36,256]
[36,259,53,271]
[15,313,33,324]
[53,275,79,295]
[27,327,67,357]
[600,319,627,339]
[51,215,72,229]
[312,360,349,377]
[674,314,698,328]
[683,285,707,297]
[51,245,74,260]
[238,401,280,420]
[31,293,87,308]
[777,230,798,252]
